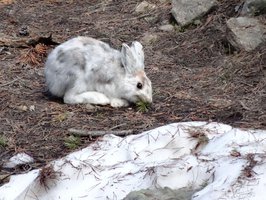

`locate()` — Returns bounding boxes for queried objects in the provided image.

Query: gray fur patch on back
[74,50,86,70]
[56,48,86,70]
[97,76,113,85]
[64,71,77,93]
[90,67,100,73]
[89,67,114,84]
[56,49,65,63]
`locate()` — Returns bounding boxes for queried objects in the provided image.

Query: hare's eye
[137,82,143,89]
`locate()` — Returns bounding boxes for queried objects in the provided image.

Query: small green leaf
[0,136,8,147]
[136,101,151,113]
[64,135,81,149]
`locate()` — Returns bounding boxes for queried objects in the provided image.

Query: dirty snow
[1,122,266,200]
[3,153,34,169]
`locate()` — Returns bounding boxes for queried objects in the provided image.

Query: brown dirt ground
[0,0,265,182]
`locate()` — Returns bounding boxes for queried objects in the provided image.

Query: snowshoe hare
[45,37,152,107]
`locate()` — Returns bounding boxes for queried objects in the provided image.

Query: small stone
[159,24,174,32]
[86,104,95,110]
[140,33,158,45]
[18,26,29,36]
[29,105,35,111]
[144,15,159,23]
[0,47,9,55]
[135,1,156,13]
[18,105,28,111]
[208,98,233,108]
[193,19,202,26]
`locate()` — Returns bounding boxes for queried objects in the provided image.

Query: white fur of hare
[45,37,152,107]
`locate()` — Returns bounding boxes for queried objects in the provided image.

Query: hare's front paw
[110,98,129,108]
[64,91,110,105]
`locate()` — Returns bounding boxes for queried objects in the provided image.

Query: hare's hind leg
[64,91,110,105]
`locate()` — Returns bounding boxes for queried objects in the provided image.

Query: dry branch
[0,34,59,48]
[0,78,20,87]
[68,128,134,137]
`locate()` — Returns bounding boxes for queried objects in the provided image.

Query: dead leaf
[0,0,15,5]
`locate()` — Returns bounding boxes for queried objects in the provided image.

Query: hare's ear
[131,41,144,65]
[121,42,145,74]
[121,43,137,74]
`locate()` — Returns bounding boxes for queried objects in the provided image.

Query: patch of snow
[0,122,266,200]
[3,153,34,169]
[0,170,39,200]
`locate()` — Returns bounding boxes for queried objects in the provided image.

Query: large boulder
[171,0,217,26]
[226,17,266,52]
[241,0,266,16]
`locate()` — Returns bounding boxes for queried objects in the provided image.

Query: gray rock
[135,1,156,13]
[171,0,217,26]
[141,33,158,45]
[159,24,175,32]
[123,187,196,200]
[226,17,266,52]
[144,15,159,23]
[241,0,266,16]
[193,19,203,26]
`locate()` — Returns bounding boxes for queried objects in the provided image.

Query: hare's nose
[144,95,152,103]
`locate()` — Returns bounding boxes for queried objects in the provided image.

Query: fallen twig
[68,128,134,137]
[0,173,12,184]
[97,12,156,25]
[0,78,20,87]
[239,100,252,111]
[110,123,127,130]
[0,34,59,48]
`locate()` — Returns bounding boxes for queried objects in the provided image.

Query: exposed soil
[0,0,265,180]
